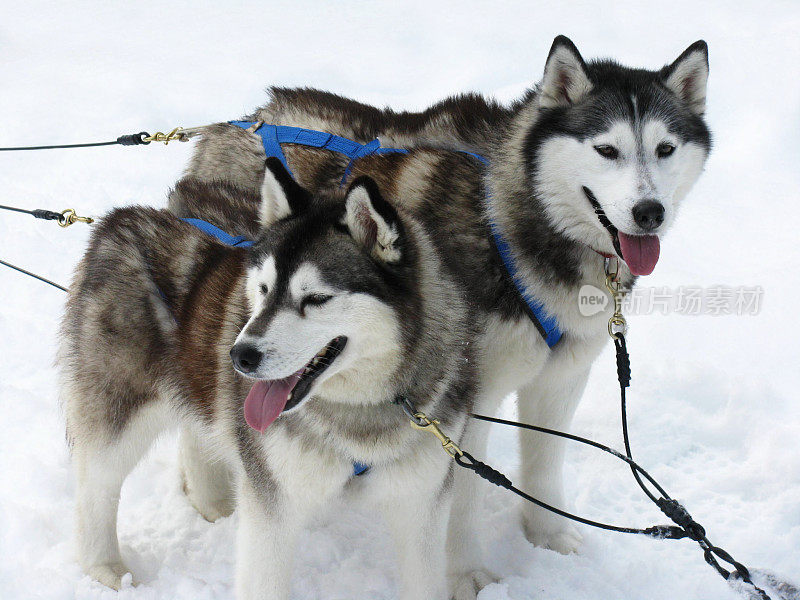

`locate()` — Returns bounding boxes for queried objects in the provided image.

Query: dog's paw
[523,516,583,554]
[188,495,235,523]
[449,569,496,600]
[86,561,132,590]
[182,475,234,523]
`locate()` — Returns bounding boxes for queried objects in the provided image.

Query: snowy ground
[1,2,798,599]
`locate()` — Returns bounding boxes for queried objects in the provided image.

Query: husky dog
[60,158,480,600]
[175,35,712,575]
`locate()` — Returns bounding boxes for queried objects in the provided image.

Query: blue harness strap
[180,218,254,248]
[230,121,408,185]
[227,120,563,347]
[487,220,563,347]
[458,150,489,165]
[453,152,562,347]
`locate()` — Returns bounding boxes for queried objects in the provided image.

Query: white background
[1,2,798,599]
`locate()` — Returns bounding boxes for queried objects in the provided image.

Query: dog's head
[230,159,413,432]
[526,36,712,275]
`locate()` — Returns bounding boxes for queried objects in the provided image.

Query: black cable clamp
[455,452,512,488]
[656,497,706,541]
[614,334,631,388]
[116,132,150,146]
[30,209,65,222]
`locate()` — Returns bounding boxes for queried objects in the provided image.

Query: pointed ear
[259,157,308,228]
[539,35,592,108]
[343,177,404,264]
[662,40,709,115]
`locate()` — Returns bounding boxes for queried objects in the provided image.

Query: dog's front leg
[235,478,301,600]
[378,460,450,600]
[517,358,593,554]
[446,418,497,600]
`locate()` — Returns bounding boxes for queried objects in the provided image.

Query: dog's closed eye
[300,294,333,314]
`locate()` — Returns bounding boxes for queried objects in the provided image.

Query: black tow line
[0,203,99,292]
[401,335,781,600]
[0,127,197,286]
[0,132,151,151]
[0,259,68,292]
[0,125,202,152]
[0,203,94,226]
[395,332,794,600]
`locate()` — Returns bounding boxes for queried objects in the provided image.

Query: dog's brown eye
[259,284,268,295]
[656,142,676,158]
[594,145,619,160]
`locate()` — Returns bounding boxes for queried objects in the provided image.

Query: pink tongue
[244,372,302,433]
[617,232,661,276]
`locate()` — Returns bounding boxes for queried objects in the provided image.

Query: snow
[1,2,799,599]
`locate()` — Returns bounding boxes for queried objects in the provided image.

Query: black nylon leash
[1,204,68,224]
[395,394,675,538]
[0,202,94,290]
[452,334,775,600]
[0,203,95,227]
[0,259,68,292]
[0,132,150,151]
[613,334,772,598]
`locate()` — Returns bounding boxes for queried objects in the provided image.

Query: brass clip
[604,257,627,339]
[410,412,464,458]
[142,127,187,145]
[58,208,94,228]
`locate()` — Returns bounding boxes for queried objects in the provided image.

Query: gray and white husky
[175,34,712,575]
[60,158,480,599]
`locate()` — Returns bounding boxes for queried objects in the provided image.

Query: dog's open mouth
[243,336,348,433]
[582,186,660,276]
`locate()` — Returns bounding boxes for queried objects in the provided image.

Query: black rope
[468,413,671,500]
[615,335,658,503]
[455,451,668,536]
[0,259,67,292]
[0,204,66,223]
[612,334,771,599]
[0,132,150,152]
[464,334,773,599]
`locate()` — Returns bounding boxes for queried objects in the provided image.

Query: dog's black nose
[230,344,263,374]
[632,200,665,231]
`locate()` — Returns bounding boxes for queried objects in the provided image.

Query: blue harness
[229,120,561,347]
[229,120,490,185]
[176,122,565,477]
[184,121,563,349]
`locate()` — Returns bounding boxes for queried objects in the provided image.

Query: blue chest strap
[487,220,563,348]
[225,121,563,347]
